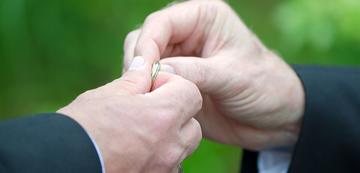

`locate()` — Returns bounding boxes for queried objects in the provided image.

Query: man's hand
[58,56,202,173]
[124,0,305,150]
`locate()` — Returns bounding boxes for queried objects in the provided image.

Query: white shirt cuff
[258,147,293,173]
[88,134,106,173]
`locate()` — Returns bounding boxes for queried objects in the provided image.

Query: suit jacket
[0,113,101,173]
[241,66,360,173]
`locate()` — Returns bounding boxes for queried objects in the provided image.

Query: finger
[123,29,141,72]
[180,118,202,157]
[160,57,229,96]
[147,72,203,123]
[134,1,206,61]
[108,56,152,95]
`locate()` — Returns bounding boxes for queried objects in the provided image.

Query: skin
[124,0,305,150]
[58,56,203,173]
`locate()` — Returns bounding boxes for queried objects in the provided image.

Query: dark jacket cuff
[288,65,360,173]
[0,113,102,173]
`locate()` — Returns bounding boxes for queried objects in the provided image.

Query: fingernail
[129,56,145,70]
[161,64,176,74]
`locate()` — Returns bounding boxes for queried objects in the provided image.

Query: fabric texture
[0,113,102,173]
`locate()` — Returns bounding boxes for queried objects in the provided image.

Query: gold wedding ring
[151,61,161,82]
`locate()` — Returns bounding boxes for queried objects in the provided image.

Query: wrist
[264,52,305,147]
[281,64,305,147]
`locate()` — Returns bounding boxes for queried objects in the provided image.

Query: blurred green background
[0,0,359,172]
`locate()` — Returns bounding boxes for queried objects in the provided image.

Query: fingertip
[126,56,154,75]
[117,56,154,94]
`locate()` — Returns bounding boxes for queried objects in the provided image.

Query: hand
[58,56,202,173]
[124,0,304,150]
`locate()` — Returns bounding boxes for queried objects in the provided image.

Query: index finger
[146,72,203,124]
[134,1,204,61]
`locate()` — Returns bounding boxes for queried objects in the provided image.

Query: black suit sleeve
[288,65,360,173]
[241,66,360,173]
[0,113,102,173]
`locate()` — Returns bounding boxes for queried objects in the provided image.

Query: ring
[151,61,161,82]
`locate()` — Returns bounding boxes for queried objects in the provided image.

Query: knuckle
[208,0,231,10]
[144,11,162,24]
[125,30,139,43]
[197,0,233,22]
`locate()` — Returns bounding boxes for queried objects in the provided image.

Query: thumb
[115,56,153,94]
[160,57,225,95]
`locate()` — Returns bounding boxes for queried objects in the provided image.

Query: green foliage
[0,0,359,172]
[273,0,360,63]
